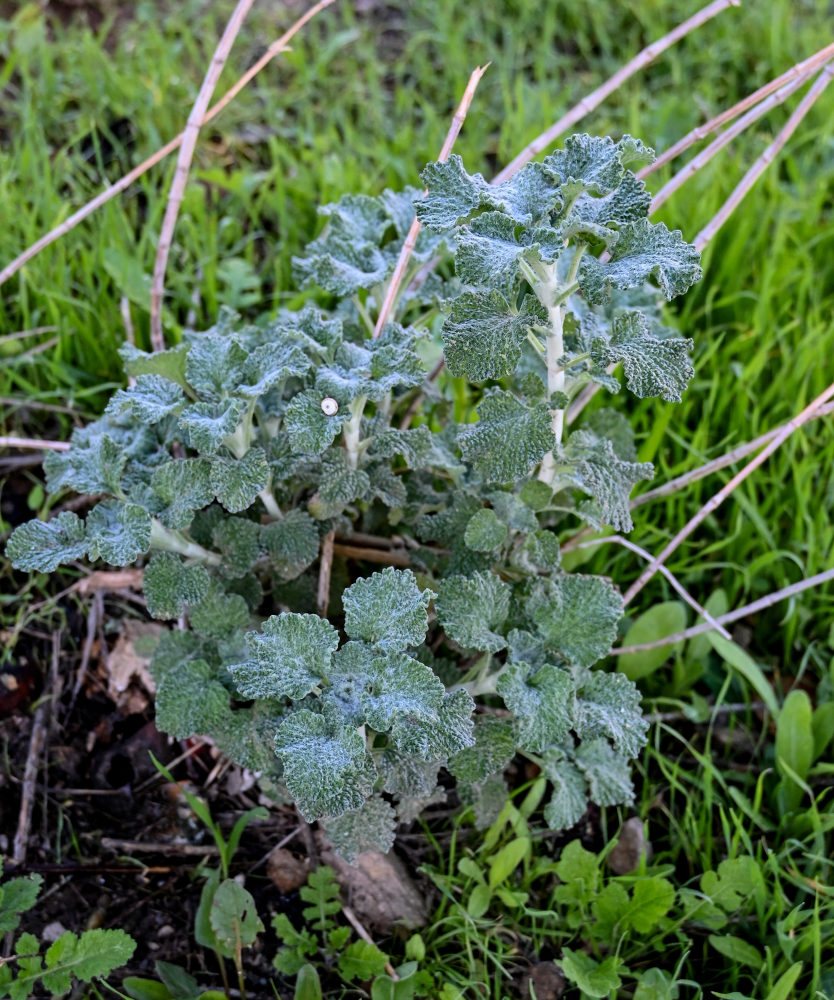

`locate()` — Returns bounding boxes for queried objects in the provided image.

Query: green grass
[2,0,834,997]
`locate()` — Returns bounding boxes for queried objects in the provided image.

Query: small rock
[607,816,651,875]
[157,925,175,938]
[519,961,566,999]
[42,921,68,943]
[267,848,309,894]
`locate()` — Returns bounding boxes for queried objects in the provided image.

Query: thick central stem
[538,299,565,484]
[343,395,366,470]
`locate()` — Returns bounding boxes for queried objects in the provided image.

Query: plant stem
[343,395,366,470]
[150,520,222,565]
[258,486,282,520]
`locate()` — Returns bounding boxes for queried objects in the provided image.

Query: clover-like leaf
[580,219,701,303]
[497,662,574,752]
[574,738,635,806]
[574,670,648,759]
[342,567,433,651]
[323,796,397,863]
[527,575,622,667]
[435,572,510,653]
[262,509,320,581]
[143,552,210,620]
[211,448,270,513]
[448,716,516,783]
[179,399,246,455]
[229,613,339,701]
[442,290,545,381]
[86,500,152,566]
[274,710,376,820]
[361,651,445,732]
[6,512,88,572]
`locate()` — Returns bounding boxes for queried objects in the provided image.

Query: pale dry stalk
[150,0,257,350]
[317,529,337,617]
[640,41,834,177]
[613,567,834,655]
[0,0,336,290]
[372,65,488,339]
[622,377,834,606]
[694,63,834,250]
[0,436,70,451]
[492,0,739,184]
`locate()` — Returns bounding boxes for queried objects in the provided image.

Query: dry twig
[150,0,257,349]
[317,529,336,618]
[492,0,738,184]
[372,65,488,338]
[0,436,70,452]
[333,543,412,568]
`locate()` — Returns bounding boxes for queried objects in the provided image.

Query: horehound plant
[7,134,704,860]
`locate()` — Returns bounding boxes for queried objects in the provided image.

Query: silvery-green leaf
[442,290,545,381]
[455,213,530,292]
[179,399,246,455]
[580,219,701,303]
[211,448,270,513]
[597,310,694,402]
[151,458,214,529]
[229,612,339,700]
[391,688,475,759]
[342,567,433,651]
[361,651,445,732]
[574,738,635,806]
[464,508,507,552]
[308,450,371,519]
[106,375,185,422]
[120,341,190,390]
[370,426,432,468]
[488,490,540,533]
[211,517,261,578]
[418,493,482,546]
[274,710,376,820]
[320,192,392,242]
[435,572,510,653]
[416,155,488,230]
[323,796,396,863]
[262,509,320,581]
[367,464,407,509]
[367,341,425,397]
[293,214,391,296]
[237,342,311,398]
[542,756,588,830]
[448,716,516,783]
[143,552,210,620]
[574,670,648,759]
[189,579,250,640]
[185,333,248,399]
[459,389,554,483]
[155,658,229,739]
[395,785,447,824]
[285,389,345,454]
[6,512,88,572]
[516,529,561,573]
[584,408,638,461]
[44,432,126,496]
[459,772,509,829]
[149,629,202,684]
[86,500,151,565]
[566,170,651,237]
[544,134,654,201]
[485,160,563,223]
[269,303,344,356]
[497,661,573,752]
[562,430,653,532]
[527,575,622,667]
[213,702,286,775]
[380,749,441,798]
[321,641,375,727]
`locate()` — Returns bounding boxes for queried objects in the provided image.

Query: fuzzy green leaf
[120,341,190,390]
[86,500,152,565]
[455,213,561,292]
[342,567,433,651]
[417,155,488,230]
[151,458,214,529]
[486,161,564,223]
[262,509,320,581]
[544,134,653,199]
[310,451,371,518]
[391,688,476,760]
[6,512,88,572]
[542,757,588,830]
[435,572,510,653]
[442,290,545,381]
[185,333,248,399]
[0,874,42,934]
[274,710,376,820]
[324,796,397,864]
[574,738,635,806]
[527,575,622,667]
[189,580,250,639]
[370,426,433,467]
[320,641,375,727]
[598,310,694,402]
[43,431,126,496]
[497,662,573,752]
[155,658,229,739]
[580,219,701,303]
[106,374,185,422]
[285,389,345,454]
[143,552,210,620]
[361,651,445,732]
[211,448,270,513]
[448,716,515,783]
[238,341,310,398]
[211,516,261,578]
[464,508,508,551]
[179,399,246,455]
[574,670,648,759]
[230,613,339,701]
[460,389,555,483]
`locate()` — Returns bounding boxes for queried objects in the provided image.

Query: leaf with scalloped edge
[596,310,694,403]
[309,450,371,519]
[442,290,545,381]
[189,579,250,640]
[455,213,560,293]
[448,716,516,783]
[37,928,136,995]
[155,658,229,739]
[464,508,507,552]
[229,612,339,701]
[151,458,214,529]
[574,738,635,806]
[527,575,622,667]
[143,552,210,620]
[274,709,376,820]
[237,341,311,398]
[342,567,433,651]
[435,572,510,653]
[211,448,270,513]
[542,755,588,830]
[86,500,151,566]
[544,134,654,201]
[391,688,475,760]
[486,160,564,222]
[285,389,345,454]
[380,749,441,798]
[120,341,190,389]
[497,661,574,751]
[361,651,445,732]
[211,517,261,577]
[580,219,701,303]
[323,796,397,863]
[370,426,432,467]
[178,399,246,455]
[574,670,648,759]
[43,431,126,496]
[185,333,248,399]
[261,509,319,581]
[459,389,555,484]
[106,374,185,422]
[6,512,88,572]
[416,155,489,230]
